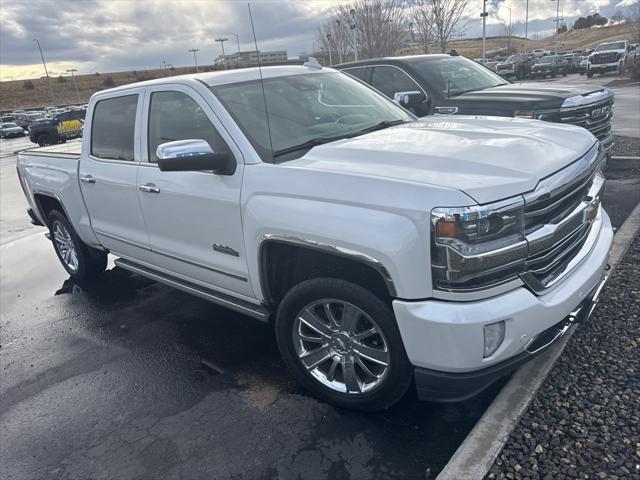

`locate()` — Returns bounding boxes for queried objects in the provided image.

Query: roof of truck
[97,65,336,96]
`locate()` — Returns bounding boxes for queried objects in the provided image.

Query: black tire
[587,70,593,78]
[37,133,54,147]
[275,278,413,411]
[48,210,107,280]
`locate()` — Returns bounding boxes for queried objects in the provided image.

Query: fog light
[483,321,505,358]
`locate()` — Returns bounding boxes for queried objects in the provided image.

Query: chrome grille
[521,145,604,293]
[560,99,613,141]
[590,52,618,65]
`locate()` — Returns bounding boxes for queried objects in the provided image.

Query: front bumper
[393,209,613,402]
[588,62,619,73]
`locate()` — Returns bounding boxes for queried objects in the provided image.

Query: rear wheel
[48,210,107,280]
[275,278,412,411]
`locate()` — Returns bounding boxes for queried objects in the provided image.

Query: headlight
[431,198,527,291]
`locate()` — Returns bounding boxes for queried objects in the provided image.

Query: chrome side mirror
[156,139,235,175]
[393,90,426,107]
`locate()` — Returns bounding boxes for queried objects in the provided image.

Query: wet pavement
[1,136,500,479]
[1,125,639,479]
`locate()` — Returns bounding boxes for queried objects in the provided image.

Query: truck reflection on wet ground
[2,258,503,479]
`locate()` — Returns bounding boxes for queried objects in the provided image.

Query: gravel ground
[487,234,640,480]
[612,136,640,158]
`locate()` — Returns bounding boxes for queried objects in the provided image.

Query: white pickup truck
[17,65,613,410]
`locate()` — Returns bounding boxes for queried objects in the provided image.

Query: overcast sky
[0,0,633,81]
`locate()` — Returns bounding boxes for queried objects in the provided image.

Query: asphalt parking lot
[1,76,639,479]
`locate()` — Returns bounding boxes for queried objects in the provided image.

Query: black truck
[336,54,614,154]
[28,109,85,146]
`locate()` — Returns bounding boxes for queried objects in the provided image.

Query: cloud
[0,0,628,80]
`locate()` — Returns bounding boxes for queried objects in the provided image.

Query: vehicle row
[474,40,637,80]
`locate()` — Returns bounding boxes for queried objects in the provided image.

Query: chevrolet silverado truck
[336,55,615,155]
[17,65,612,411]
[587,40,633,77]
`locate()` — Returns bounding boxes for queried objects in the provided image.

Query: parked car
[532,48,550,58]
[17,65,612,410]
[0,122,26,138]
[564,54,582,73]
[336,55,614,153]
[1,115,17,123]
[15,112,47,129]
[495,53,536,80]
[578,57,589,75]
[28,109,85,146]
[587,40,633,77]
[530,55,568,78]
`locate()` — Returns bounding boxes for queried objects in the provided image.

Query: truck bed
[24,140,82,159]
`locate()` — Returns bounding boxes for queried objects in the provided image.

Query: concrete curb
[436,201,640,480]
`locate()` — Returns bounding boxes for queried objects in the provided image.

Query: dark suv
[495,53,536,79]
[530,55,568,78]
[336,54,614,154]
[28,109,85,146]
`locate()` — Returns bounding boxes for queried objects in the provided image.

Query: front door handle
[80,175,96,184]
[138,183,160,193]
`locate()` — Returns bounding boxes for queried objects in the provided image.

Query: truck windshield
[595,42,626,52]
[210,72,413,162]
[407,56,507,97]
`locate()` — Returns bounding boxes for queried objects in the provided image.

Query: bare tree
[425,0,471,53]
[410,0,435,53]
[317,0,406,62]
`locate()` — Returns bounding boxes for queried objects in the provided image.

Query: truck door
[137,85,252,298]
[79,89,152,261]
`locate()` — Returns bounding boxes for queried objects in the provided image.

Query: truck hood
[286,117,596,204]
[453,82,612,110]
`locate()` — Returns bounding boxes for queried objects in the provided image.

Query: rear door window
[91,94,138,161]
[342,67,368,82]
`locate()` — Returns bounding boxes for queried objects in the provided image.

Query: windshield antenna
[248,2,274,161]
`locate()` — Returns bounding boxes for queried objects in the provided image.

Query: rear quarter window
[91,94,138,161]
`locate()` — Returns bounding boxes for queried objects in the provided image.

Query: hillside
[447,22,639,60]
[1,22,638,112]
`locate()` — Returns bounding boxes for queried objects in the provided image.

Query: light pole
[188,48,199,72]
[552,0,560,35]
[215,37,228,68]
[226,33,240,53]
[34,38,55,104]
[350,8,358,61]
[504,5,512,52]
[336,19,343,64]
[481,0,488,60]
[525,0,529,39]
[66,69,81,103]
[326,33,333,66]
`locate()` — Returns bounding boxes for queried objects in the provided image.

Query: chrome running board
[114,258,270,322]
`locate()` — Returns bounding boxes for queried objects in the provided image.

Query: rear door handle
[138,183,160,193]
[80,175,96,184]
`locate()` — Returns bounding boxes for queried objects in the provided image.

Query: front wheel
[48,210,107,280]
[275,278,413,411]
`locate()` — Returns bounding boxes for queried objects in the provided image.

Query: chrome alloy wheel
[293,299,390,394]
[52,221,79,272]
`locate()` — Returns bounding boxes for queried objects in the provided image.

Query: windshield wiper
[353,119,408,136]
[272,120,408,159]
[272,135,350,158]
